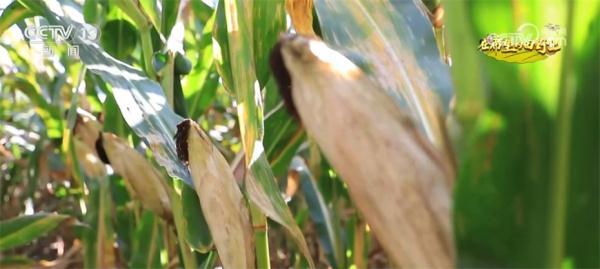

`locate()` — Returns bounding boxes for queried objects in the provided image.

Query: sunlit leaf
[0,1,35,36]
[17,0,192,184]
[139,0,161,33]
[212,1,234,94]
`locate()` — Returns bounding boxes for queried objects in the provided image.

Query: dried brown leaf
[285,0,315,36]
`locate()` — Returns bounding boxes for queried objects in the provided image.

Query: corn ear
[73,113,102,148]
[272,35,455,268]
[73,139,106,178]
[175,119,255,269]
[97,133,172,222]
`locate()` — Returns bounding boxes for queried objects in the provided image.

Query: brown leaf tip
[174,119,191,164]
[270,34,300,119]
[95,133,110,164]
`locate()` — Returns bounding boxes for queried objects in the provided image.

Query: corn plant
[0,0,597,268]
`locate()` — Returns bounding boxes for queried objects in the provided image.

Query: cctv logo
[24,24,99,44]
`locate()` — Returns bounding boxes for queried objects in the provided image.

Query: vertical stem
[354,219,366,269]
[167,182,198,269]
[250,202,270,269]
[140,29,157,79]
[444,0,486,127]
[547,1,575,267]
[160,52,175,108]
[115,0,156,78]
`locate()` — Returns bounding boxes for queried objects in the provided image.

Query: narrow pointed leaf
[292,157,343,269]
[0,213,71,251]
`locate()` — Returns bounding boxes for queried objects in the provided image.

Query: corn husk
[73,139,106,178]
[98,133,172,221]
[73,113,102,148]
[274,35,455,268]
[175,119,254,269]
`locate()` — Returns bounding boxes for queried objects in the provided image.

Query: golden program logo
[478,23,565,63]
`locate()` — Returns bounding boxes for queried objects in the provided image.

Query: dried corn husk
[73,139,106,178]
[272,35,455,268]
[175,119,254,269]
[97,133,172,221]
[73,113,102,148]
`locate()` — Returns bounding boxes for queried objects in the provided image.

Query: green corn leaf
[212,1,233,94]
[185,12,219,119]
[292,157,344,269]
[130,211,162,269]
[0,213,71,251]
[252,0,286,88]
[17,0,193,184]
[1,74,63,138]
[139,0,161,33]
[100,19,139,61]
[181,184,213,253]
[0,0,36,36]
[83,176,116,269]
[218,0,314,266]
[161,0,180,37]
[263,79,304,177]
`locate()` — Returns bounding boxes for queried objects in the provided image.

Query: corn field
[0,0,597,268]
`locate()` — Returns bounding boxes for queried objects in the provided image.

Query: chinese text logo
[478,23,565,63]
